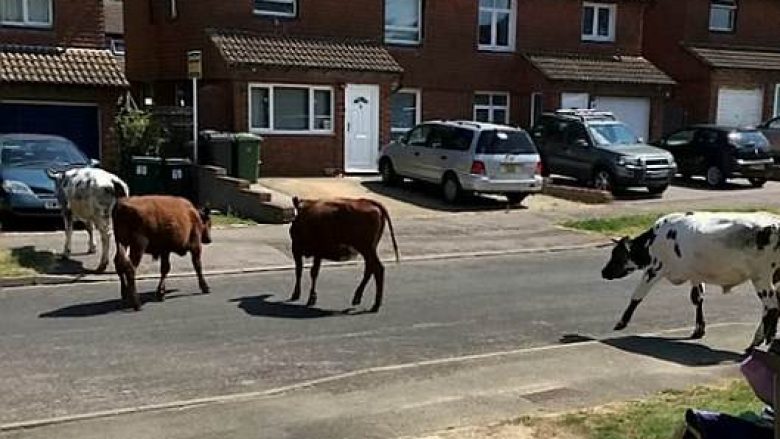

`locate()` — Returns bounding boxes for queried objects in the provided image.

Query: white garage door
[716,88,763,127]
[592,96,651,141]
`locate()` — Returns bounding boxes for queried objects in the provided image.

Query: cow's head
[601,229,655,280]
[199,207,212,245]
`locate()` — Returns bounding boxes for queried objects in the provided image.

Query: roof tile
[688,46,780,71]
[525,52,675,85]
[0,45,128,87]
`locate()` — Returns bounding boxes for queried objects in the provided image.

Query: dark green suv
[531,109,677,195]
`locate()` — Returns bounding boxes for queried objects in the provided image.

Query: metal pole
[192,77,198,163]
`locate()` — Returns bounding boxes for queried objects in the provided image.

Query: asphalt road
[0,248,760,427]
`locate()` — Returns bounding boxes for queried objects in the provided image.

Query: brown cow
[112,195,212,310]
[289,197,399,312]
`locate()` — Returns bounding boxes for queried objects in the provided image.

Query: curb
[0,241,611,289]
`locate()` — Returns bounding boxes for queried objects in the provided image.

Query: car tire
[379,159,400,186]
[592,168,615,193]
[749,177,767,188]
[442,174,462,204]
[705,165,726,188]
[505,193,528,205]
[647,184,668,195]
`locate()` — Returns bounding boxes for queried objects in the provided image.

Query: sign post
[187,50,203,163]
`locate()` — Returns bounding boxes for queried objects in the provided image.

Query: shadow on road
[38,290,182,318]
[9,246,88,275]
[230,294,342,319]
[670,176,756,191]
[360,180,527,212]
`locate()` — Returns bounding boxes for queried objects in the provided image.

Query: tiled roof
[209,29,403,74]
[525,53,675,85]
[687,46,780,71]
[0,45,128,87]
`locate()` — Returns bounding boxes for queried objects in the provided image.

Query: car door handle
[440,155,447,160]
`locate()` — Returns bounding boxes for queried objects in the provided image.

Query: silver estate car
[378,120,544,204]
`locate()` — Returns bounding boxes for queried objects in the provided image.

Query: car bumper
[733,159,774,178]
[0,193,61,218]
[614,166,676,187]
[459,174,545,194]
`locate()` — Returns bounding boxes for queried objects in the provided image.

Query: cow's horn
[45,167,60,180]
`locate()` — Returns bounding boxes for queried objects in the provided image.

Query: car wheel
[749,177,767,188]
[705,165,726,188]
[647,184,668,195]
[379,159,399,186]
[592,169,614,193]
[442,174,462,204]
[505,193,528,205]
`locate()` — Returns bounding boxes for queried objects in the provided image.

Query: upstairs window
[478,0,516,51]
[709,0,736,32]
[254,0,296,18]
[385,0,422,45]
[582,2,616,42]
[0,0,52,27]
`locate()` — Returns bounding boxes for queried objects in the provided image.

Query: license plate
[501,163,517,173]
[44,200,60,210]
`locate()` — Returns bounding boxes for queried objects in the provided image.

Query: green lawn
[532,380,763,439]
[562,207,780,237]
[210,212,257,227]
[0,248,35,278]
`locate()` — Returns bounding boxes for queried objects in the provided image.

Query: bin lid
[131,156,163,163]
[199,130,236,141]
[165,158,193,165]
[235,133,263,141]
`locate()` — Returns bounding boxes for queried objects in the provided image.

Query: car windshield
[0,138,88,168]
[588,122,639,147]
[476,130,537,154]
[731,130,770,148]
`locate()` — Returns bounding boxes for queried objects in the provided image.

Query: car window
[406,125,430,147]
[536,118,568,145]
[587,122,638,147]
[0,138,87,167]
[437,127,474,152]
[694,129,719,147]
[730,130,770,148]
[564,124,589,145]
[666,130,695,147]
[476,130,537,154]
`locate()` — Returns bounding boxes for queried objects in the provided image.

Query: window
[249,85,333,134]
[709,0,736,32]
[774,84,780,117]
[390,90,421,141]
[474,92,509,124]
[385,0,421,45]
[666,130,695,147]
[254,0,295,17]
[477,130,536,154]
[582,2,616,42]
[110,39,126,56]
[478,0,515,51]
[0,0,52,27]
[429,126,474,151]
[406,125,430,146]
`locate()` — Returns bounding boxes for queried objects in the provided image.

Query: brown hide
[289,197,399,312]
[113,196,211,310]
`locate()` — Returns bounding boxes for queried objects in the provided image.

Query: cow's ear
[200,207,210,221]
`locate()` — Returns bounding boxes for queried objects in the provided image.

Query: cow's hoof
[200,287,211,295]
[94,263,108,273]
[155,291,166,302]
[614,321,628,331]
[369,305,381,313]
[306,297,317,307]
[60,253,70,261]
[351,298,362,306]
[690,327,705,340]
[288,295,300,302]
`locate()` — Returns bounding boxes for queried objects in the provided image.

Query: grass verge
[210,212,257,227]
[562,207,780,237]
[0,247,36,278]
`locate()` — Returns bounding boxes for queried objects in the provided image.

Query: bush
[114,109,166,176]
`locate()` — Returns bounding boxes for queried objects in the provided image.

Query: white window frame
[530,92,543,126]
[477,0,516,52]
[774,84,780,118]
[384,0,422,45]
[248,83,334,135]
[473,92,510,124]
[110,38,126,56]
[581,2,616,42]
[709,0,736,32]
[390,88,422,138]
[253,0,296,18]
[0,0,53,28]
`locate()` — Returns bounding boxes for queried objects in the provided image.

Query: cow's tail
[369,200,399,263]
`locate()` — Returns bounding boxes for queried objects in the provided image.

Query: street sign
[187,50,202,80]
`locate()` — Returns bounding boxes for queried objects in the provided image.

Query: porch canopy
[525,52,675,85]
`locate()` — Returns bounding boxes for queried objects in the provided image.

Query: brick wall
[0,0,105,48]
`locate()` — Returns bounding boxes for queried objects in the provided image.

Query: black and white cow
[602,211,780,350]
[47,167,129,273]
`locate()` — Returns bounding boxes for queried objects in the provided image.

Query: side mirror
[89,158,101,167]
[574,139,589,148]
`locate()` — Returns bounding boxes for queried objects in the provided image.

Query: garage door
[716,88,763,127]
[0,102,100,159]
[593,96,651,141]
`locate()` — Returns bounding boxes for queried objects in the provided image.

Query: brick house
[644,0,780,130]
[125,0,673,176]
[0,0,128,168]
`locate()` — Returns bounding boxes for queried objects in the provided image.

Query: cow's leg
[749,277,779,349]
[190,246,210,294]
[114,244,130,306]
[290,251,303,302]
[306,257,322,307]
[351,254,372,306]
[94,219,111,273]
[156,252,171,301]
[370,253,385,313]
[85,221,97,254]
[614,267,664,330]
[62,210,74,259]
[690,283,706,339]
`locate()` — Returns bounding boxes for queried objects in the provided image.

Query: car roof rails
[553,108,616,121]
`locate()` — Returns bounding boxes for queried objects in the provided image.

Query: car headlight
[2,180,35,195]
[617,157,642,167]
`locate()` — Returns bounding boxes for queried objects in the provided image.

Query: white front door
[345,84,380,173]
[717,87,763,127]
[593,96,652,141]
